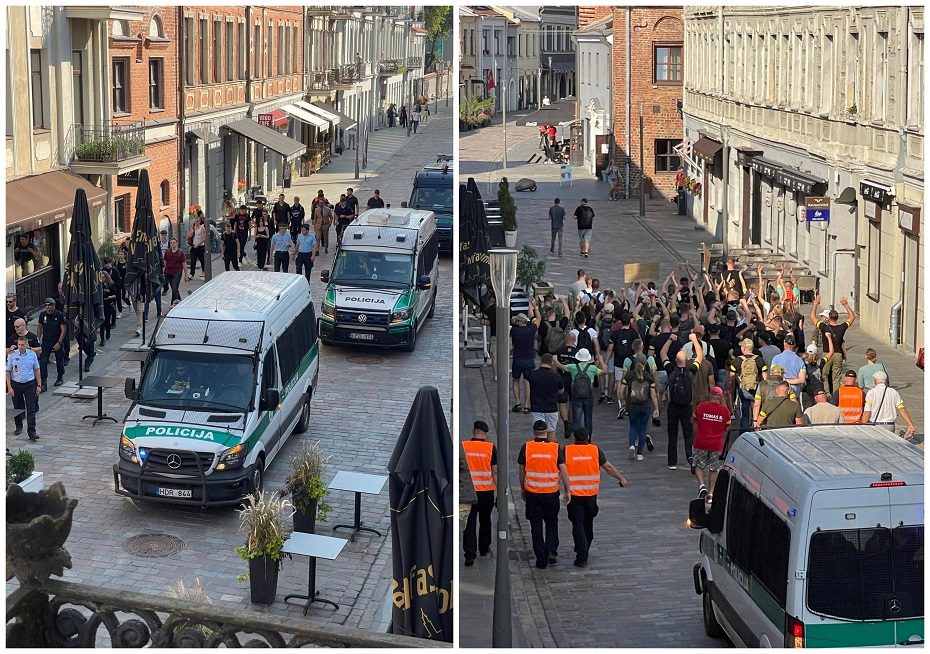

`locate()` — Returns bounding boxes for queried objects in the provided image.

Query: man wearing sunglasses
[6,294,25,337]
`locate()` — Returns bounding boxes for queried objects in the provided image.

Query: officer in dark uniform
[37,298,67,390]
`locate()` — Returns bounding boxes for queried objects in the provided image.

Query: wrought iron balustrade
[71,122,146,163]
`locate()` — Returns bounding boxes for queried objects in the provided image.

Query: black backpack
[668,367,693,406]
[576,328,594,353]
[572,363,594,399]
[598,318,615,350]
[612,327,635,365]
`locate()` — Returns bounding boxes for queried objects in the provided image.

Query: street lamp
[355,84,362,179]
[489,247,518,649]
[502,77,517,174]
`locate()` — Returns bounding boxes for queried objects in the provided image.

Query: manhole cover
[345,355,385,365]
[123,534,185,558]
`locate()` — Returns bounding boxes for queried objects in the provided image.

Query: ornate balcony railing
[336,63,363,84]
[407,56,422,68]
[71,121,146,164]
[309,68,337,91]
[379,59,400,75]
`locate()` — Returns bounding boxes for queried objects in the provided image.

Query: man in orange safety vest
[462,420,498,567]
[519,420,571,569]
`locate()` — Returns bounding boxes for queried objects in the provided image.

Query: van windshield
[331,251,413,287]
[138,350,256,412]
[807,526,923,620]
[410,186,452,213]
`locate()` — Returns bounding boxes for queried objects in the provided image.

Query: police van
[319,208,438,352]
[114,272,319,507]
[409,155,452,253]
[688,425,923,648]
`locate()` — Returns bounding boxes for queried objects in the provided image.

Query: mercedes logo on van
[358,314,368,323]
[166,454,183,469]
[888,598,902,614]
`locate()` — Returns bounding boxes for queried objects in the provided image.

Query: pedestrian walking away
[271,223,293,273]
[573,199,595,257]
[552,346,609,438]
[862,370,917,437]
[526,353,564,441]
[755,381,804,429]
[36,298,66,390]
[804,388,844,425]
[462,420,498,566]
[809,295,855,395]
[564,428,628,567]
[7,336,41,439]
[518,420,571,569]
[510,303,542,413]
[549,198,565,256]
[294,224,318,283]
[831,369,866,424]
[617,354,660,460]
[692,388,731,502]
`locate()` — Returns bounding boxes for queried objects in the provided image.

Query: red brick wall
[578,6,613,30]
[611,8,684,199]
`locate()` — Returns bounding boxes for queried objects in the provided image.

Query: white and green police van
[114,272,319,507]
[319,208,438,352]
[689,425,923,648]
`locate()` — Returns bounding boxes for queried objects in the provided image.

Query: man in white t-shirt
[568,270,587,312]
[862,371,916,437]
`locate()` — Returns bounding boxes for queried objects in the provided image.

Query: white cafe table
[329,471,388,542]
[282,532,347,614]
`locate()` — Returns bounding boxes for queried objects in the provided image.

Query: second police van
[409,155,453,253]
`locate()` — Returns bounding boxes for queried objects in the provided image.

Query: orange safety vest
[837,385,865,424]
[462,440,496,492]
[523,440,560,494]
[565,443,601,496]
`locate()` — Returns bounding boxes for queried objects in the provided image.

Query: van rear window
[807,526,923,620]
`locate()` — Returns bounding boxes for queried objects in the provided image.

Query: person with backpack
[555,331,578,439]
[659,332,706,470]
[552,348,608,438]
[570,312,599,357]
[607,312,639,417]
[511,303,542,414]
[728,338,765,431]
[595,303,616,404]
[618,354,659,461]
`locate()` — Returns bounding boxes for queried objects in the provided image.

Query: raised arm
[809,295,822,327]
[840,296,856,326]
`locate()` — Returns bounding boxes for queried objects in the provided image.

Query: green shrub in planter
[498,177,518,231]
[515,245,546,291]
[6,450,35,487]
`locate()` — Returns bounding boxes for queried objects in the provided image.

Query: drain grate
[345,355,385,365]
[123,533,185,558]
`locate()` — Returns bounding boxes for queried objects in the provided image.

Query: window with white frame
[866,203,881,300]
[112,57,128,114]
[149,57,163,110]
[822,32,834,114]
[907,31,924,127]
[872,31,888,121]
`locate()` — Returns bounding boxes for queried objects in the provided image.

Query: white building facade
[573,15,612,176]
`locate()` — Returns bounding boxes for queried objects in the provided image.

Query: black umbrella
[387,386,453,642]
[121,169,164,344]
[459,177,491,307]
[63,188,104,382]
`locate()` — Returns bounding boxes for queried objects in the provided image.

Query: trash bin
[677,188,687,216]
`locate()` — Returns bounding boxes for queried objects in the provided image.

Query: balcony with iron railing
[379,59,401,76]
[335,63,364,85]
[69,121,150,176]
[407,56,423,68]
[305,6,353,16]
[309,68,338,91]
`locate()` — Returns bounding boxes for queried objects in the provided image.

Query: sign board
[624,261,660,284]
[559,164,573,186]
[805,196,831,222]
[860,180,893,205]
[898,207,921,235]
[257,114,273,128]
[600,143,609,154]
[116,170,140,187]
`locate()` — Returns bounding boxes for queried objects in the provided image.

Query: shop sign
[860,180,893,205]
[805,196,831,222]
[751,159,779,179]
[116,170,139,187]
[257,114,273,127]
[898,207,921,235]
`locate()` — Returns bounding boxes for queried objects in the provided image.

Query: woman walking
[410,105,421,134]
[99,271,117,347]
[399,105,407,128]
[187,214,206,280]
[234,208,250,264]
[162,237,185,304]
[253,213,270,271]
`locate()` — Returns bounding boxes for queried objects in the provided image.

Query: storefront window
[11,229,52,282]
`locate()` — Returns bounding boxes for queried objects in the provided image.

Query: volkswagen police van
[688,425,923,648]
[319,208,438,352]
[409,155,452,253]
[114,272,319,507]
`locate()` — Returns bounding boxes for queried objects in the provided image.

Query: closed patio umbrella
[121,169,165,344]
[63,188,104,381]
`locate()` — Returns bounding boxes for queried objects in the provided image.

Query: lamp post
[638,101,645,218]
[502,77,516,175]
[355,84,362,179]
[489,248,518,648]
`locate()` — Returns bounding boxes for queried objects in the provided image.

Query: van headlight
[322,300,336,319]
[119,434,138,463]
[216,443,246,470]
[391,307,413,324]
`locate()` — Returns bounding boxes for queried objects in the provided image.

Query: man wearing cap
[692,387,731,502]
[862,371,917,437]
[729,338,765,431]
[810,295,856,395]
[771,333,807,400]
[518,420,571,569]
[804,389,844,425]
[753,363,798,421]
[462,421,498,566]
[552,347,608,437]
[511,300,542,413]
[830,370,866,424]
[564,427,628,567]
[36,298,67,390]
[755,381,803,429]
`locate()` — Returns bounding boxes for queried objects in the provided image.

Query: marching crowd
[464,256,921,570]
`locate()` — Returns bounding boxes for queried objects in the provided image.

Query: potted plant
[515,245,547,298]
[280,442,332,534]
[165,578,213,644]
[235,491,291,605]
[6,449,42,493]
[498,177,518,247]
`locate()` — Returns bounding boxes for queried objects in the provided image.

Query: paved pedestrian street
[458,113,924,648]
[6,109,452,633]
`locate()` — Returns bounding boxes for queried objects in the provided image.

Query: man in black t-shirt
[366,189,385,209]
[556,334,578,438]
[37,299,67,390]
[573,199,595,257]
[6,294,26,338]
[344,187,360,218]
[511,302,541,413]
[220,223,240,271]
[526,354,564,441]
[333,197,355,243]
[272,194,291,230]
[289,196,306,244]
[810,295,856,396]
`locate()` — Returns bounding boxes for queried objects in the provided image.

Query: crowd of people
[385,103,428,132]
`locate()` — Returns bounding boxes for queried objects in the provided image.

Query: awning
[516,100,576,127]
[750,156,783,179]
[692,136,723,163]
[295,101,338,128]
[6,170,108,236]
[280,104,330,130]
[544,61,575,72]
[269,109,288,128]
[312,102,357,131]
[187,127,220,144]
[223,118,305,159]
[776,167,827,194]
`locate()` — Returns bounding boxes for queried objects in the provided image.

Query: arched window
[149,15,164,39]
[160,179,170,207]
[111,20,129,37]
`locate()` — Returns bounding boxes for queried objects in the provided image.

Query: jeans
[295,252,313,281]
[39,341,65,384]
[273,251,289,273]
[524,492,560,567]
[567,495,598,561]
[166,272,182,304]
[236,233,248,262]
[550,228,563,254]
[628,408,650,455]
[667,402,694,466]
[463,490,495,560]
[571,396,594,437]
[11,379,37,435]
[412,120,419,133]
[738,390,754,432]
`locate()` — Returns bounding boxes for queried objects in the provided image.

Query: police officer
[564,428,628,567]
[518,420,571,569]
[36,298,66,390]
[6,336,41,439]
[462,420,497,567]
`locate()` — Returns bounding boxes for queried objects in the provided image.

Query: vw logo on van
[166,454,183,469]
[358,314,368,323]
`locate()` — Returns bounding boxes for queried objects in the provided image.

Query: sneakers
[117,312,123,319]
[598,394,606,404]
[13,426,22,436]
[53,378,63,387]
[547,554,558,565]
[464,558,476,567]
[698,485,708,499]
[667,465,677,470]
[605,396,615,405]
[616,406,627,420]
[706,495,713,504]
[636,454,644,461]
[629,445,636,460]
[573,558,588,568]
[134,330,142,337]
[646,436,655,451]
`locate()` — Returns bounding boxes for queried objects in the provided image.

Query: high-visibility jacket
[462,440,496,492]
[838,385,866,424]
[523,440,560,494]
[565,443,601,496]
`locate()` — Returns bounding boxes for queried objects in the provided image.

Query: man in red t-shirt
[692,387,731,502]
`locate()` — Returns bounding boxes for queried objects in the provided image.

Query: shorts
[578,228,592,243]
[532,412,559,432]
[607,359,615,375]
[512,358,536,380]
[692,448,724,472]
[656,370,668,399]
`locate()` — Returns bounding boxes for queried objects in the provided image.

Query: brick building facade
[577,6,611,30]
[610,8,684,200]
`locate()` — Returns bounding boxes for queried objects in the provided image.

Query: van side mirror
[417,275,431,290]
[124,378,138,401]
[320,270,330,283]
[688,498,707,530]
[261,388,280,411]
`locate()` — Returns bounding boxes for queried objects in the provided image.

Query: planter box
[533,282,554,298]
[15,471,44,493]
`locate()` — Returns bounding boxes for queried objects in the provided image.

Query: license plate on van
[349,332,375,341]
[156,487,192,499]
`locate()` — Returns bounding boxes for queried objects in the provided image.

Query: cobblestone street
[6,110,453,633]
